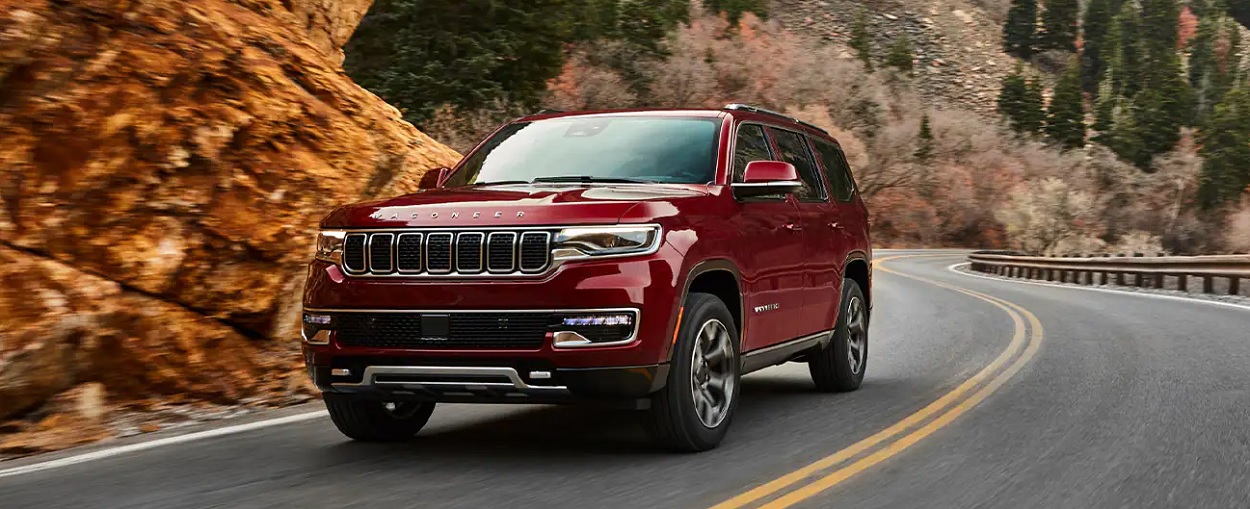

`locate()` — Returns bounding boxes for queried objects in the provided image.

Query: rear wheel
[643,292,741,452]
[324,394,435,442]
[809,278,868,392]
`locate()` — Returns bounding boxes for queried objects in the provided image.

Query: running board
[741,330,833,374]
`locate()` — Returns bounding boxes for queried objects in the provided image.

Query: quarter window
[812,140,856,202]
[767,128,826,202]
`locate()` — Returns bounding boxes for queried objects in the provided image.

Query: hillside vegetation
[347,0,1250,254]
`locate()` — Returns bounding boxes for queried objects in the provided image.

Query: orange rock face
[0,0,459,452]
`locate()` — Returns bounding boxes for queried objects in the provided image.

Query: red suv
[302,104,872,451]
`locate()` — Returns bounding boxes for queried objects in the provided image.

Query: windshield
[443,116,720,187]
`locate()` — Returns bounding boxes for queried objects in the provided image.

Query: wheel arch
[843,251,871,314]
[667,259,744,361]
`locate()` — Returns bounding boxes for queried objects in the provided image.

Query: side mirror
[419,167,451,189]
[732,161,803,199]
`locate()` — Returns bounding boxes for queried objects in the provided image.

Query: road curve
[1,250,1247,508]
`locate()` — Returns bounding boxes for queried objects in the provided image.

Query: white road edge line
[948,262,1250,313]
[0,409,327,480]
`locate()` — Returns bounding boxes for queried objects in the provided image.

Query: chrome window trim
[341,233,369,275]
[395,233,423,274]
[425,232,454,274]
[486,231,518,273]
[455,232,486,274]
[518,231,552,273]
[367,233,395,274]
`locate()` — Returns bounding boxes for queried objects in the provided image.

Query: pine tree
[850,10,874,71]
[1003,0,1039,58]
[885,36,915,73]
[1110,2,1145,98]
[1081,0,1116,95]
[999,67,1046,135]
[702,0,769,26]
[1023,77,1048,134]
[1139,0,1180,60]
[1197,84,1250,208]
[1189,11,1221,121]
[1046,59,1089,149]
[1039,0,1081,52]
[916,113,934,162]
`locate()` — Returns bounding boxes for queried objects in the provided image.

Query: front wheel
[324,394,436,442]
[809,278,868,392]
[643,292,741,452]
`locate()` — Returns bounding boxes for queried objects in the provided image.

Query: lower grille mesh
[335,312,551,349]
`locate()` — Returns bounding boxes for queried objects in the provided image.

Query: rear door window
[766,127,826,202]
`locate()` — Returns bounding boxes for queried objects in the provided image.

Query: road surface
[2,250,1248,508]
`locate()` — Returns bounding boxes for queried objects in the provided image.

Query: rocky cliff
[0,0,459,455]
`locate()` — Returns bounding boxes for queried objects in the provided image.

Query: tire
[643,292,741,452]
[809,278,869,392]
[323,394,436,442]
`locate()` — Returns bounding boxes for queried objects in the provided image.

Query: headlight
[315,230,346,263]
[552,225,661,259]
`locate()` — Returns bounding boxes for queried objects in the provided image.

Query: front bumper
[308,361,668,407]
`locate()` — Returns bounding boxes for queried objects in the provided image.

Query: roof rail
[722,103,829,134]
[534,108,565,115]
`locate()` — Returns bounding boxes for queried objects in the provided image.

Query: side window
[733,124,773,182]
[812,140,856,202]
[767,127,826,202]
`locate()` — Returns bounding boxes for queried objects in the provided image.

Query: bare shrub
[1226,203,1250,253]
[995,177,1103,254]
[1110,231,1166,255]
[425,100,527,153]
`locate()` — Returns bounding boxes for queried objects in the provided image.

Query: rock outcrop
[0,0,459,454]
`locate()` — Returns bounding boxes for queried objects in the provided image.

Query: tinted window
[733,124,774,182]
[767,128,825,202]
[812,139,856,202]
[444,116,719,187]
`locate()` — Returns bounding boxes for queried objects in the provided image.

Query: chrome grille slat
[487,232,517,273]
[368,233,394,274]
[519,232,551,273]
[456,232,485,273]
[342,229,552,277]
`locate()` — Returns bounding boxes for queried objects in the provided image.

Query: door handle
[783,223,804,232]
[829,222,843,230]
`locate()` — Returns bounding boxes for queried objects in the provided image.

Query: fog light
[302,313,333,345]
[560,314,634,327]
[552,311,638,348]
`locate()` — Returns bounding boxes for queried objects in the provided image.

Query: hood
[320,183,711,228]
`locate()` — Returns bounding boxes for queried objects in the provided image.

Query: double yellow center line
[710,255,1046,509]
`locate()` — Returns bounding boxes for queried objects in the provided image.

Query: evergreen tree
[1110,2,1145,98]
[850,10,874,71]
[702,0,769,26]
[1081,0,1116,95]
[916,113,934,162]
[1189,11,1222,121]
[1046,59,1088,149]
[1197,84,1250,208]
[998,67,1046,135]
[885,36,915,73]
[1039,0,1081,52]
[1003,0,1039,58]
[1138,0,1180,61]
[345,0,693,125]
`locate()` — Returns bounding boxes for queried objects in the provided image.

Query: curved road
[2,251,1248,508]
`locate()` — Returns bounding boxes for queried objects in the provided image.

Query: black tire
[809,278,869,392]
[324,394,436,442]
[643,292,741,452]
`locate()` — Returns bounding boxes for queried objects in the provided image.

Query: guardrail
[967,252,1250,296]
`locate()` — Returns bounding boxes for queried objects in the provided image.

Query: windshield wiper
[469,180,530,186]
[530,175,653,184]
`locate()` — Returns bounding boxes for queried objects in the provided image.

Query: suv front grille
[342,229,551,277]
[334,312,554,349]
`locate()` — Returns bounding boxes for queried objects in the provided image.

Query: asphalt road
[2,250,1248,508]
